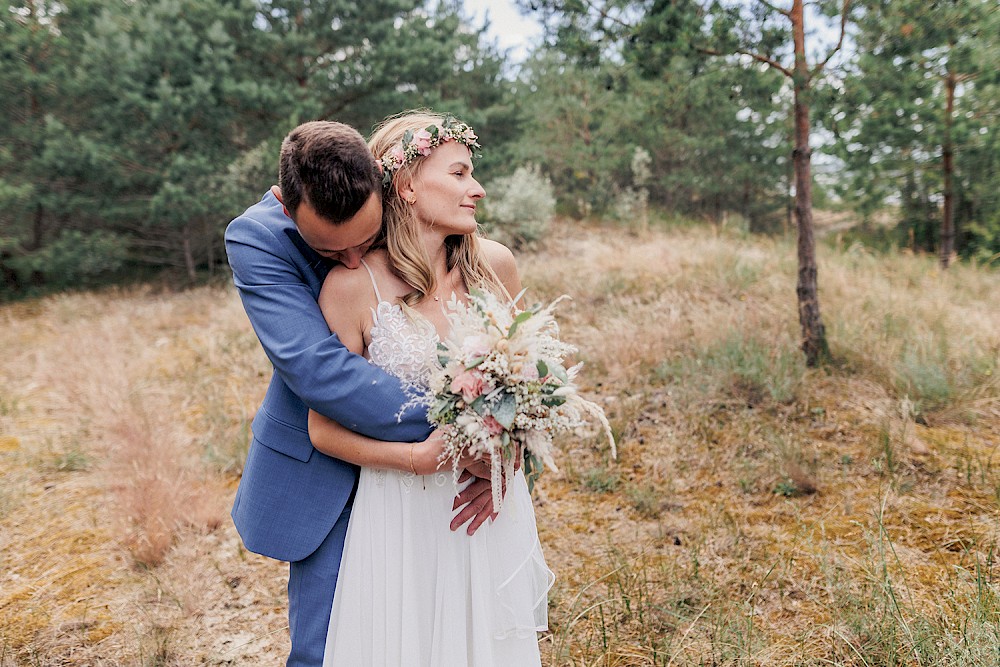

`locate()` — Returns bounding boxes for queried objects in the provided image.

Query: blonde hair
[368,110,508,307]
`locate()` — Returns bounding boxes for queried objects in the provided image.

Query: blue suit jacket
[225,190,432,562]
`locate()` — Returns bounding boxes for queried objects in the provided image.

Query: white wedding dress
[322,261,553,667]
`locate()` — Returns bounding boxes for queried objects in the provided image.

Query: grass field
[1,220,998,665]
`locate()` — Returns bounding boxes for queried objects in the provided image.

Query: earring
[406,195,416,204]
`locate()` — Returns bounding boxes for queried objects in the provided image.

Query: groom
[225,120,496,666]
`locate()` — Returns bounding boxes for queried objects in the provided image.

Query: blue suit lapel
[285,226,334,291]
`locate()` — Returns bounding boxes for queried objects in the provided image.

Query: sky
[461,0,543,63]
[458,1,848,68]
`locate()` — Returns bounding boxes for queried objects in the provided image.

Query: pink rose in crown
[482,415,505,436]
[412,129,433,155]
[390,145,405,166]
[450,369,487,402]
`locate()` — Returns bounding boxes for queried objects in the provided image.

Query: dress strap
[359,258,384,304]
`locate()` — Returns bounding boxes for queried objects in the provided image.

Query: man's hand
[449,445,523,535]
[451,470,499,535]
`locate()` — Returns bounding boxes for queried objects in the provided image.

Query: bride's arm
[307,263,428,469]
[308,411,446,474]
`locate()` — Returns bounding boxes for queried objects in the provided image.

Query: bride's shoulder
[361,247,391,272]
[319,258,381,310]
[478,237,517,273]
[478,237,518,279]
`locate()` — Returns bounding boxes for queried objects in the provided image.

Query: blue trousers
[286,494,353,667]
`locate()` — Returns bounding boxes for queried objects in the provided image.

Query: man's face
[277,187,382,270]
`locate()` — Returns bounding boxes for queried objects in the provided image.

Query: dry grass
[1,221,998,664]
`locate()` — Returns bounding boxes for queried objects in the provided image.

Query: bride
[307,111,553,666]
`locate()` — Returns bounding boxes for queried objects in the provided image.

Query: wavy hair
[368,110,508,307]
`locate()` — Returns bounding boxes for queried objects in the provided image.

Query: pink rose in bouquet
[482,415,505,436]
[450,369,488,402]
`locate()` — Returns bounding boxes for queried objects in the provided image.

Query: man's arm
[225,210,431,443]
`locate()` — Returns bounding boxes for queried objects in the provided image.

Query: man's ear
[270,185,291,218]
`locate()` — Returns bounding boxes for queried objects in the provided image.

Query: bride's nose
[468,178,485,199]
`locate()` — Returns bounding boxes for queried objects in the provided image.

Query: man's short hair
[278,121,382,224]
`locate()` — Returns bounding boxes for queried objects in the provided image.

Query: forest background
[2,0,998,293]
[2,0,1000,665]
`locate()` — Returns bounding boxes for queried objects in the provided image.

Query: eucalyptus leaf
[492,391,518,429]
[551,364,569,384]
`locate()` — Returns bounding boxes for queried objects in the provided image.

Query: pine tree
[520,0,851,366]
[0,0,109,289]
[830,0,1000,267]
[1,0,513,288]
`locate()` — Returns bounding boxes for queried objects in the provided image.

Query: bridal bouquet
[417,289,616,509]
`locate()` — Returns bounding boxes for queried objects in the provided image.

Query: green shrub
[892,344,998,417]
[10,230,128,289]
[965,211,1000,264]
[480,164,556,248]
[214,138,281,219]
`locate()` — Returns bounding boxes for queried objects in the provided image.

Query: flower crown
[378,116,481,189]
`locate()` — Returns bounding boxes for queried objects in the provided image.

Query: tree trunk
[940,68,956,269]
[791,0,829,367]
[31,203,45,251]
[785,144,794,237]
[182,227,197,283]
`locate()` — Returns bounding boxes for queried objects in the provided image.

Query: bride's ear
[396,179,417,205]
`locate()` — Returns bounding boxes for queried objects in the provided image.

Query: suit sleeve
[225,212,432,443]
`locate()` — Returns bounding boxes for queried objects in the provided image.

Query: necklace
[433,268,458,303]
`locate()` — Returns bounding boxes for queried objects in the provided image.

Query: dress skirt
[323,467,553,666]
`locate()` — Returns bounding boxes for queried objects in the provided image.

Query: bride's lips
[461,204,477,212]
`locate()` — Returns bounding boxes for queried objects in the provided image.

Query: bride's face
[406,141,485,236]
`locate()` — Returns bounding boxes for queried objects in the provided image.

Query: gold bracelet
[408,443,417,476]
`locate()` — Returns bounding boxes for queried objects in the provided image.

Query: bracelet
[408,443,417,476]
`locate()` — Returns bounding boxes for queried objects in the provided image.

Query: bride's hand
[451,445,522,536]
[458,442,523,479]
[408,431,502,478]
[409,430,449,476]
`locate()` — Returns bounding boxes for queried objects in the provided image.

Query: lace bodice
[360,260,448,489]
[367,300,441,387]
